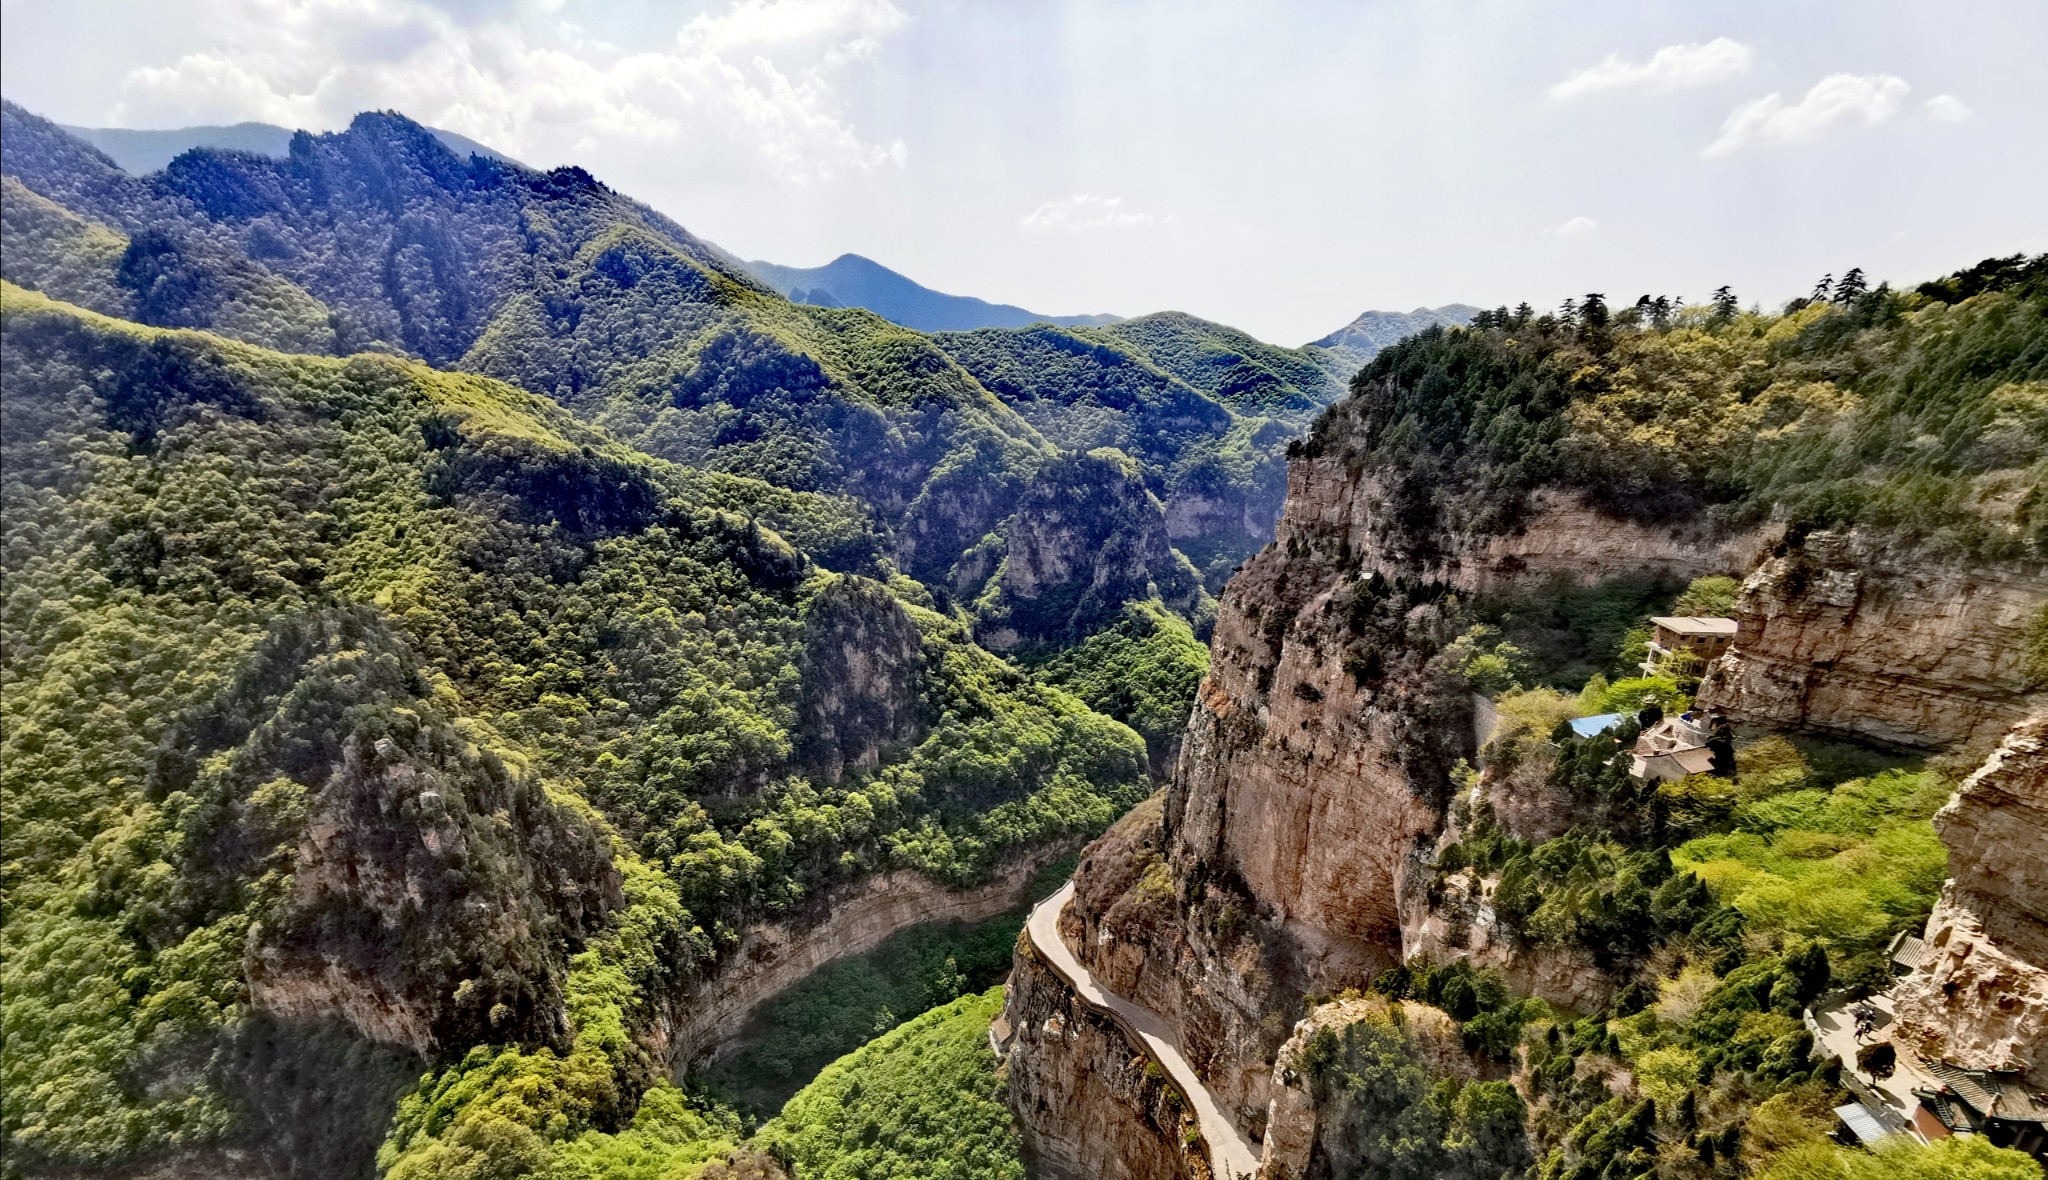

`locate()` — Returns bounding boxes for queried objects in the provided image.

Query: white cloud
[1019,193,1167,233]
[1925,94,1972,122]
[1544,215,1597,238]
[1550,38,1753,100]
[681,0,906,53]
[1704,73,1910,158]
[109,0,909,184]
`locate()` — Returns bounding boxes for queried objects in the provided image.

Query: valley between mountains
[1,95,2045,1180]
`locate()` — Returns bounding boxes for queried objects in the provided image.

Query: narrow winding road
[1025,882,1262,1180]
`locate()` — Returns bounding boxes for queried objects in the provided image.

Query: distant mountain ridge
[57,119,524,175]
[1311,302,1482,361]
[746,253,1121,333]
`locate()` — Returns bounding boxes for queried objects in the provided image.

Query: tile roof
[1919,1060,2048,1124]
[1835,1102,1897,1146]
[1888,931,1931,971]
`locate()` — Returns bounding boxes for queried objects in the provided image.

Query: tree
[1857,1041,1897,1080]
[1833,267,1868,303]
[1711,285,1740,324]
[1580,293,1609,332]
[1810,273,1834,302]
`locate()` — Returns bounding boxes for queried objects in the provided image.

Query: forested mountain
[934,313,1348,587]
[0,99,1350,758]
[745,253,1119,332]
[1310,301,1481,361]
[59,119,524,176]
[0,281,1145,1178]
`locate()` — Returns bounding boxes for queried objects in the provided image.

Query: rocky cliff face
[245,724,620,1056]
[1005,411,2048,1177]
[1892,712,2048,1086]
[1004,947,1215,1180]
[1257,995,1477,1180]
[794,575,930,781]
[661,843,1078,1074]
[1005,452,1775,1161]
[1700,531,2047,751]
[974,450,1207,653]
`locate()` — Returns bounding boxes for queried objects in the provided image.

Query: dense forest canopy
[1312,256,2048,558]
[0,283,1144,1177]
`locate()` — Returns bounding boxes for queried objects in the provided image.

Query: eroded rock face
[248,730,621,1056]
[1008,425,2042,1176]
[1005,444,1792,1172]
[1259,996,1477,1180]
[1892,713,2048,1086]
[1398,870,1616,1013]
[1699,531,2048,750]
[975,450,1206,652]
[662,843,1079,1074]
[1004,948,1215,1180]
[795,575,929,781]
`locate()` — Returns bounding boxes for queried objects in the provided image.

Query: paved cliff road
[1025,882,1262,1180]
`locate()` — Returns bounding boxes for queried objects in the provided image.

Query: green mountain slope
[1322,266,2048,554]
[0,283,1146,1178]
[935,313,1346,586]
[756,987,1022,1180]
[0,98,1289,763]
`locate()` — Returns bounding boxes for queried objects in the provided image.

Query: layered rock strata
[1009,430,2047,1176]
[1892,713,2048,1086]
[1699,531,2047,750]
[662,841,1079,1073]
[1005,946,1215,1180]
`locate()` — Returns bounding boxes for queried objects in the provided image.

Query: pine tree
[1810,273,1833,302]
[1833,266,1868,303]
[1580,293,1609,331]
[1711,285,1739,324]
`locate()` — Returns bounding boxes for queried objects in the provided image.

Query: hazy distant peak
[1309,303,1481,360]
[744,252,1120,333]
[56,116,525,176]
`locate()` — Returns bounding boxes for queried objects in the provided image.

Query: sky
[2,0,2044,345]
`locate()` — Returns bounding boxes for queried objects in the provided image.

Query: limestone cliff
[1700,531,2047,750]
[974,449,1209,653]
[1004,946,1215,1180]
[247,726,620,1056]
[1892,712,2048,1086]
[1008,378,2048,1175]
[662,842,1080,1075]
[794,575,930,781]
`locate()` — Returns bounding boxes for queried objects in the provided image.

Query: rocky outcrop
[1006,449,1780,1171]
[1399,870,1616,1012]
[1009,405,2045,1176]
[1892,713,2048,1086]
[662,842,1078,1074]
[1259,996,1477,1180]
[974,449,1207,652]
[1699,530,2048,750]
[794,575,929,781]
[247,726,621,1056]
[1005,948,1215,1180]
